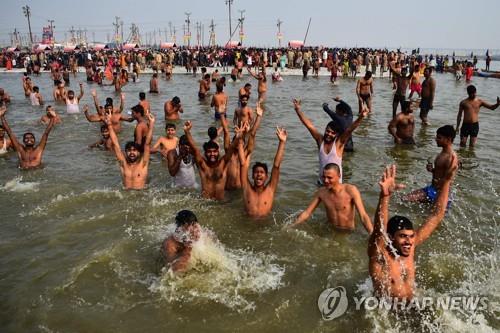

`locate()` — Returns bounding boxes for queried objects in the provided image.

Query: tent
[34,44,52,52]
[288,40,304,48]
[6,46,20,52]
[160,42,177,49]
[63,45,80,52]
[122,43,140,51]
[92,44,107,51]
[225,41,241,49]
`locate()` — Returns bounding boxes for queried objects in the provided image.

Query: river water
[0,70,499,332]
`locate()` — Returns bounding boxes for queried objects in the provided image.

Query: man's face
[244,86,251,93]
[322,168,340,188]
[204,148,219,163]
[58,83,65,90]
[391,229,415,257]
[23,134,35,147]
[252,166,268,187]
[126,146,140,163]
[68,92,75,99]
[403,105,413,115]
[101,128,110,139]
[241,97,248,107]
[166,127,176,138]
[424,69,430,79]
[0,128,5,138]
[179,143,190,156]
[105,105,113,114]
[323,126,336,143]
[435,134,449,147]
[179,223,201,244]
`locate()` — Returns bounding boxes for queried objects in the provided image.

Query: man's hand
[292,98,301,111]
[378,165,405,197]
[333,96,341,102]
[0,105,6,117]
[255,102,263,117]
[121,92,125,100]
[79,83,83,88]
[359,103,369,117]
[234,122,246,138]
[147,112,155,124]
[83,104,89,113]
[47,110,56,118]
[276,126,287,142]
[184,120,192,132]
[91,89,96,97]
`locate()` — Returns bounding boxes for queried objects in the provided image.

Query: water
[0,71,499,332]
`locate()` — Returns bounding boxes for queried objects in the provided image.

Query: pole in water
[303,17,311,46]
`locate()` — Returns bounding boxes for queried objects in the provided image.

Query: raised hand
[91,89,97,97]
[47,109,56,118]
[378,165,405,197]
[255,102,264,117]
[333,96,341,102]
[83,104,89,112]
[104,112,112,126]
[276,126,288,142]
[234,123,246,138]
[292,98,301,111]
[184,120,192,132]
[147,112,156,124]
[0,105,6,117]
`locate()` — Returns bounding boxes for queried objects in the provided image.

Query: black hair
[466,85,476,96]
[166,123,176,130]
[33,86,39,92]
[436,125,456,141]
[244,83,252,88]
[323,163,340,174]
[203,140,219,151]
[131,104,144,116]
[402,100,411,112]
[106,97,113,106]
[252,162,268,174]
[208,127,218,140]
[387,215,414,237]
[175,210,198,227]
[139,92,146,100]
[365,71,372,79]
[100,125,108,132]
[23,132,35,140]
[172,96,180,104]
[179,135,189,146]
[326,121,342,134]
[124,141,141,151]
[204,74,210,79]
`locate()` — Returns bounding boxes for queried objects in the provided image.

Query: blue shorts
[422,184,452,208]
[215,111,227,120]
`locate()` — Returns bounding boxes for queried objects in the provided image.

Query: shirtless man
[183,120,242,200]
[0,105,56,169]
[161,210,202,273]
[356,71,374,113]
[233,95,254,126]
[293,98,368,184]
[132,104,149,148]
[53,81,67,102]
[65,83,84,114]
[391,65,412,119]
[139,92,151,115]
[86,92,131,133]
[238,126,286,218]
[419,67,436,125]
[456,85,500,147]
[105,111,155,190]
[23,77,33,97]
[164,96,184,121]
[40,105,62,125]
[30,86,44,106]
[151,123,178,157]
[0,88,11,104]
[89,125,113,150]
[0,124,13,156]
[247,67,267,103]
[287,163,373,233]
[403,125,458,204]
[408,64,422,99]
[211,84,229,120]
[388,101,415,144]
[165,63,173,80]
[198,74,211,100]
[369,161,457,299]
[167,135,198,189]
[238,83,252,103]
[149,73,159,93]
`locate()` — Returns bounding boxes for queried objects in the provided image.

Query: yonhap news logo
[318,286,489,320]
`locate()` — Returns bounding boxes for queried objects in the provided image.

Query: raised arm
[167,148,181,176]
[0,106,22,151]
[246,102,263,155]
[269,127,287,190]
[222,124,243,165]
[105,113,126,165]
[77,83,84,101]
[293,98,322,147]
[220,113,231,151]
[141,113,155,166]
[91,90,102,114]
[37,111,56,151]
[119,93,125,112]
[247,66,258,79]
[338,104,368,145]
[415,155,458,245]
[238,140,251,191]
[480,96,500,110]
[83,104,103,122]
[183,121,204,166]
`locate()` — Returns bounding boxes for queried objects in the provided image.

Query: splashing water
[1,177,40,192]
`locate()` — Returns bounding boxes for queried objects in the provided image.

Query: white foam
[1,177,40,192]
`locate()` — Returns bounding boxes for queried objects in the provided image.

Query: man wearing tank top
[293,99,368,184]
[65,83,84,114]
[167,135,198,189]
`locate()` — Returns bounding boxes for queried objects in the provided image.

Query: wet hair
[172,96,180,105]
[323,163,340,174]
[203,140,219,151]
[208,127,218,140]
[216,84,223,93]
[436,125,456,141]
[33,86,39,92]
[402,100,411,112]
[466,85,476,96]
[106,97,113,106]
[175,209,198,227]
[364,71,372,79]
[166,123,176,130]
[23,132,35,140]
[124,141,141,151]
[204,74,210,80]
[326,120,342,134]
[252,162,268,174]
[387,215,414,237]
[153,73,158,78]
[131,104,144,116]
[179,134,189,146]
[139,92,146,100]
[100,125,108,132]
[244,83,252,88]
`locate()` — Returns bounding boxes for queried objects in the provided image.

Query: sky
[1,0,499,50]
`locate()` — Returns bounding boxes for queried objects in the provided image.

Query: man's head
[216,84,223,93]
[324,121,340,143]
[466,85,476,98]
[364,71,372,79]
[322,163,341,188]
[67,90,75,100]
[208,127,218,141]
[57,82,65,90]
[172,96,181,106]
[100,125,110,139]
[0,125,4,138]
[45,105,55,115]
[436,125,456,147]
[252,162,269,187]
[387,215,415,257]
[424,67,432,78]
[178,135,191,156]
[240,94,249,107]
[124,141,141,163]
[131,104,145,119]
[175,209,201,243]
[402,101,413,114]
[106,97,114,107]
[33,86,39,93]
[401,67,408,75]
[204,74,210,80]
[23,132,36,147]
[202,140,220,164]
[166,123,176,138]
[139,92,146,101]
[244,83,251,93]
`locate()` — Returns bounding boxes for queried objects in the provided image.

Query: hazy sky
[1,0,499,49]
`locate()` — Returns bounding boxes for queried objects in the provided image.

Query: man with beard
[287,163,373,233]
[164,96,184,122]
[369,161,457,299]
[238,126,286,218]
[65,83,84,114]
[402,125,457,204]
[131,104,149,149]
[388,101,415,145]
[89,125,113,150]
[167,135,198,189]
[0,105,56,169]
[105,111,155,190]
[233,95,253,126]
[183,120,242,200]
[419,67,436,125]
[86,92,131,133]
[293,98,368,184]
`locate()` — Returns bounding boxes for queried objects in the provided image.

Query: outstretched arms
[77,83,84,101]
[293,98,322,148]
[141,113,155,166]
[269,127,287,190]
[183,121,204,167]
[37,110,56,151]
[104,113,126,166]
[0,105,22,151]
[480,96,500,110]
[286,192,322,229]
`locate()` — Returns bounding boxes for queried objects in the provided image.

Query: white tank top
[30,93,39,106]
[66,99,80,114]
[0,138,7,155]
[173,149,198,189]
[318,139,343,183]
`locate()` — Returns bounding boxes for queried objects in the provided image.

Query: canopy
[225,41,241,49]
[92,44,107,51]
[34,44,52,52]
[160,42,177,49]
[288,40,304,48]
[7,46,20,52]
[63,45,80,52]
[122,43,140,51]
